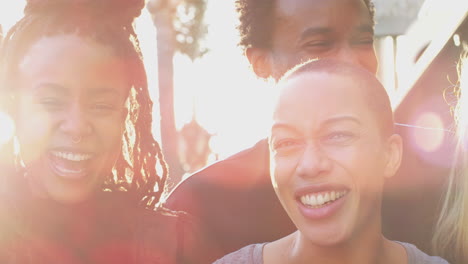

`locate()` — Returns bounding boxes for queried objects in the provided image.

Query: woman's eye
[39,98,64,110]
[322,131,356,144]
[272,139,303,154]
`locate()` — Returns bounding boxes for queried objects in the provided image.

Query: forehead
[18,34,128,94]
[274,0,372,30]
[20,35,121,74]
[274,72,372,123]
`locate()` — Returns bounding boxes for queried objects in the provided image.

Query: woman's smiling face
[15,34,129,203]
[269,71,401,246]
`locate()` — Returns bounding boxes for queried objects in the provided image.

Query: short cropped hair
[279,59,394,137]
[235,0,375,51]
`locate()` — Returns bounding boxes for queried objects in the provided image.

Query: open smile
[48,150,94,179]
[295,186,350,220]
[299,190,348,208]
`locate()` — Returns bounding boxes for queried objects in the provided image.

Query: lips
[48,150,94,179]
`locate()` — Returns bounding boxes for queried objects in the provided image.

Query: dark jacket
[164,139,295,263]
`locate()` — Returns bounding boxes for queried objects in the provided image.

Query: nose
[296,144,332,178]
[59,104,92,141]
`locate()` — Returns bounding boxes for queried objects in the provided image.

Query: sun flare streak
[0,112,14,146]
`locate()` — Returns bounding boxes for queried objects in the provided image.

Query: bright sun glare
[0,112,14,146]
[0,1,23,147]
[0,0,278,162]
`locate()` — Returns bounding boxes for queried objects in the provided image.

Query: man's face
[269,71,401,245]
[249,0,377,79]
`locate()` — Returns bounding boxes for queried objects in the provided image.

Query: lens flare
[0,111,14,145]
[411,112,445,153]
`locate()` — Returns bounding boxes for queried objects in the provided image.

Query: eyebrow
[88,87,122,97]
[34,82,68,96]
[271,122,301,134]
[300,27,332,41]
[322,116,362,126]
[33,83,122,99]
[300,24,374,41]
[271,116,361,132]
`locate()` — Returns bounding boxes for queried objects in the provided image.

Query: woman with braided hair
[0,0,207,263]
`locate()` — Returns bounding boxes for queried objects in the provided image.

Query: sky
[0,0,275,160]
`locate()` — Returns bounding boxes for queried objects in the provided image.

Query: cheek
[269,49,302,79]
[336,147,384,191]
[270,155,297,190]
[325,146,372,177]
[96,118,124,152]
[325,147,357,170]
[359,50,378,74]
[276,55,300,72]
[92,120,124,175]
[15,105,54,163]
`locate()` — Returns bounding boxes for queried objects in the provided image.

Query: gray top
[213,241,449,264]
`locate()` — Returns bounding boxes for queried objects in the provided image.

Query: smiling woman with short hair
[215,60,448,264]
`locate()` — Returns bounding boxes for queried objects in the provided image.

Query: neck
[286,216,391,264]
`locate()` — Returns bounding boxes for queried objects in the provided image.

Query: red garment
[0,189,208,264]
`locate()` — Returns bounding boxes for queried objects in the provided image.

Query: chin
[44,179,101,204]
[49,189,95,204]
[299,224,352,247]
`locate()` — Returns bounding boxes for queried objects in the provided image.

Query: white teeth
[300,190,348,207]
[51,151,92,162]
[317,194,324,205]
[310,195,317,206]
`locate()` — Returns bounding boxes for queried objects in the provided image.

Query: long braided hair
[0,0,167,209]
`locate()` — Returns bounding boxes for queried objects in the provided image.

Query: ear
[245,47,272,79]
[383,134,403,179]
